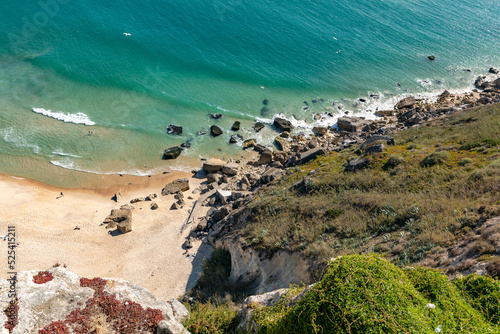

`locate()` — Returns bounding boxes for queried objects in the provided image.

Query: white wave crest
[50,159,158,176]
[32,108,95,126]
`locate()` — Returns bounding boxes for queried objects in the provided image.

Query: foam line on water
[32,108,96,126]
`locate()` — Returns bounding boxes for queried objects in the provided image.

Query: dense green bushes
[252,255,500,333]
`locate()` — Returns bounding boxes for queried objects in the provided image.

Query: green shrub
[325,209,343,219]
[459,139,500,151]
[405,266,488,332]
[486,257,500,279]
[383,155,405,170]
[252,255,499,333]
[420,151,449,167]
[183,301,238,334]
[454,274,500,324]
[254,255,430,333]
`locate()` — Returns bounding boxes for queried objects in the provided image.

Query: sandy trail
[0,171,211,300]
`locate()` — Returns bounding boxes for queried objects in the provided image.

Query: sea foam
[32,108,96,126]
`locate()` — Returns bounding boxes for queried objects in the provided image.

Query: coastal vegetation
[184,103,500,333]
[242,103,500,271]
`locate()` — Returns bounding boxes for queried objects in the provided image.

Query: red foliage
[33,271,54,284]
[4,301,19,334]
[40,276,165,333]
[39,321,69,334]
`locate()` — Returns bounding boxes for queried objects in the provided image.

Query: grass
[235,104,500,267]
[251,255,500,333]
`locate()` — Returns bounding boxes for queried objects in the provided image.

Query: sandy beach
[0,171,212,300]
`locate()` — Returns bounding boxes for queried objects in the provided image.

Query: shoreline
[0,71,498,301]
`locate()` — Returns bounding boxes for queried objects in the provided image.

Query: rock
[262,98,270,105]
[211,206,232,222]
[259,168,285,184]
[273,117,294,132]
[428,55,436,60]
[151,203,159,210]
[180,142,191,149]
[279,131,290,139]
[130,197,146,203]
[0,267,189,334]
[253,144,267,153]
[196,217,208,231]
[222,163,239,176]
[273,152,287,164]
[360,135,395,150]
[231,121,241,131]
[375,110,395,116]
[474,76,486,88]
[146,193,158,201]
[297,148,327,165]
[197,131,206,136]
[258,149,273,165]
[346,157,369,171]
[489,67,499,74]
[210,113,223,119]
[163,146,182,160]
[395,96,417,109]
[243,139,257,149]
[171,202,180,210]
[113,192,121,202]
[216,189,232,205]
[312,126,328,136]
[162,178,190,196]
[166,124,183,135]
[117,219,132,233]
[365,144,384,154]
[203,158,226,173]
[274,136,291,151]
[229,134,243,144]
[337,117,372,132]
[210,125,223,136]
[157,319,190,334]
[253,122,265,132]
[313,113,321,120]
[207,173,221,184]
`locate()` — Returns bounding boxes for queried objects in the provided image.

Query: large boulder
[243,139,257,149]
[162,178,190,196]
[163,146,182,160]
[337,117,372,132]
[210,125,223,136]
[222,163,239,176]
[273,118,294,132]
[253,122,265,132]
[231,121,241,131]
[202,158,226,173]
[166,124,183,135]
[395,96,417,109]
[0,267,190,334]
[274,136,291,151]
[103,208,133,234]
[258,149,273,165]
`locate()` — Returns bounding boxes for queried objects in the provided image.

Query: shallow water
[0,0,498,187]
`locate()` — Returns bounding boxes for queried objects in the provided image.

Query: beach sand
[0,171,211,300]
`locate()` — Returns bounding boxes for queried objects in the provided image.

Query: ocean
[0,0,499,187]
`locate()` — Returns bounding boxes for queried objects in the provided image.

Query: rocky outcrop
[163,147,182,160]
[273,118,294,132]
[202,158,226,173]
[210,125,223,137]
[162,178,190,196]
[337,117,372,132]
[103,208,133,233]
[0,267,189,334]
[167,124,183,135]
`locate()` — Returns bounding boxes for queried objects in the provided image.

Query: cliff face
[0,267,189,334]
[219,238,312,294]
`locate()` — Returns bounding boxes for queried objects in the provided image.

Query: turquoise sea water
[0,0,499,187]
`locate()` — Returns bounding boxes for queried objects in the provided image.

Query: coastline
[0,70,498,301]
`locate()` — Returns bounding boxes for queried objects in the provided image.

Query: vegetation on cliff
[251,255,500,333]
[242,104,500,272]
